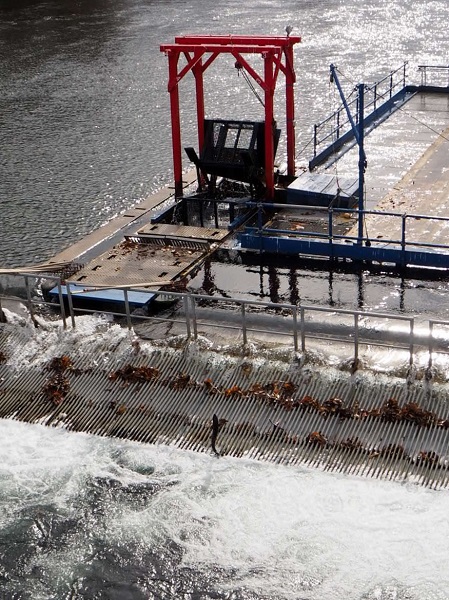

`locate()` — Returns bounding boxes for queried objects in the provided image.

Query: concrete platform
[350,122,449,247]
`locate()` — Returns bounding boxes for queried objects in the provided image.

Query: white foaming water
[1,418,448,599]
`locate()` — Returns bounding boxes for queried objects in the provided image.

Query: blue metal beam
[239,232,449,269]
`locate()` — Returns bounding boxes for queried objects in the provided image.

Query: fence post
[24,275,36,324]
[183,294,191,339]
[409,318,414,366]
[190,294,198,340]
[313,124,317,157]
[300,306,306,353]
[66,283,76,329]
[428,321,434,369]
[354,313,359,365]
[123,289,132,330]
[292,305,299,352]
[56,279,67,329]
[401,214,407,265]
[241,302,247,345]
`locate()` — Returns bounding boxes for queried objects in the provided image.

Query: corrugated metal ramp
[1,325,449,489]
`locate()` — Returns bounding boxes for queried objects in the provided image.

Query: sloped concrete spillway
[1,311,448,490]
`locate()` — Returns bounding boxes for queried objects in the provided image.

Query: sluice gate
[1,318,449,489]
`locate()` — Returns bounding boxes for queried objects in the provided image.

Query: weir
[2,38,449,488]
[1,286,449,489]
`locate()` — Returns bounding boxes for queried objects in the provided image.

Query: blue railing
[312,63,408,161]
[240,203,449,269]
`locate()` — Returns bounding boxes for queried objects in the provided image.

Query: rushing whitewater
[1,418,448,599]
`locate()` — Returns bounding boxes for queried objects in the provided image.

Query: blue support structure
[329,66,366,244]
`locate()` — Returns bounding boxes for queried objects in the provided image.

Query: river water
[1,0,449,598]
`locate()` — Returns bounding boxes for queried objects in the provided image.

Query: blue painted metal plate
[48,283,155,308]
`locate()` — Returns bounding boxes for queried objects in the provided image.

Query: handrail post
[66,283,76,329]
[123,289,132,330]
[183,294,191,339]
[389,71,393,98]
[292,305,299,352]
[24,275,35,324]
[190,294,198,339]
[409,318,414,366]
[56,279,67,329]
[428,321,434,369]
[401,214,407,265]
[354,313,359,365]
[241,302,247,345]
[300,306,306,352]
[313,123,317,157]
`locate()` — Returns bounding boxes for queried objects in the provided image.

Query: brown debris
[169,372,192,390]
[109,364,160,383]
[43,373,70,406]
[0,351,7,364]
[46,355,74,373]
[416,450,440,466]
[204,378,220,394]
[306,431,327,446]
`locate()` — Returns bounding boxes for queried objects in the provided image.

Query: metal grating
[67,239,205,287]
[1,325,449,489]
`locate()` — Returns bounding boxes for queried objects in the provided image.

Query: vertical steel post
[190,295,198,340]
[193,53,205,154]
[24,275,35,323]
[401,214,407,263]
[285,44,296,176]
[241,302,247,345]
[357,83,365,245]
[168,50,184,198]
[183,294,191,339]
[428,321,434,369]
[264,51,275,200]
[409,318,414,366]
[56,279,67,329]
[292,305,298,352]
[300,306,306,352]
[66,284,76,329]
[123,289,132,330]
[354,313,359,364]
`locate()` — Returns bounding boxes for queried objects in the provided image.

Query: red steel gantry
[160,34,301,200]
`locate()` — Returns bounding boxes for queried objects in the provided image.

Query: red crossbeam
[160,34,301,199]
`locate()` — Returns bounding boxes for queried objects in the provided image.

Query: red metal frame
[160,34,301,200]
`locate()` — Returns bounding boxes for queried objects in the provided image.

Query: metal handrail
[418,65,449,87]
[246,203,449,257]
[313,63,408,156]
[3,271,447,369]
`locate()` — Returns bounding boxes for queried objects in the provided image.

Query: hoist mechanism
[160,34,301,201]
